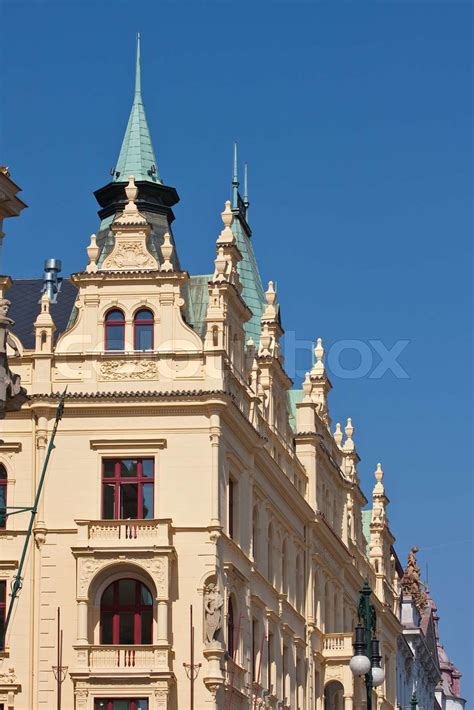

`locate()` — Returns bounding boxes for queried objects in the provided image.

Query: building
[0,37,424,710]
[396,549,465,710]
[0,167,27,272]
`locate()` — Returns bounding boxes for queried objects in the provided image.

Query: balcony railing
[322,633,353,658]
[74,645,169,674]
[75,519,172,546]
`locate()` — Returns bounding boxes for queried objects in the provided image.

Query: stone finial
[261,280,279,321]
[302,371,312,401]
[86,234,99,273]
[216,200,234,246]
[213,247,227,282]
[258,323,273,357]
[333,422,343,447]
[311,337,325,377]
[343,418,355,452]
[125,174,138,202]
[374,462,384,492]
[160,232,174,272]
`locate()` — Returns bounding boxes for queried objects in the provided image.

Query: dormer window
[133,309,154,351]
[105,309,125,351]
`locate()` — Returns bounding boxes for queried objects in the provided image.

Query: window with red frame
[94,699,148,710]
[105,309,125,351]
[100,579,153,645]
[0,465,6,529]
[0,581,6,651]
[133,309,154,351]
[102,459,154,520]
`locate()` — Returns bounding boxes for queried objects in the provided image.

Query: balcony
[225,658,247,696]
[73,644,170,677]
[75,519,172,548]
[322,633,353,659]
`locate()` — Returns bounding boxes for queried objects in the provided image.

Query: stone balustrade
[75,518,172,547]
[322,633,353,658]
[74,644,169,674]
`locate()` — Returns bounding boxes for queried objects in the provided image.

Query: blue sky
[1,0,472,698]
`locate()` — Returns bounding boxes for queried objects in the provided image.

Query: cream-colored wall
[0,197,401,710]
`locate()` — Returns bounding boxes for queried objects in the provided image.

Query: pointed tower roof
[230,144,266,344]
[113,33,162,184]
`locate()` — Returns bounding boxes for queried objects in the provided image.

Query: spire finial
[243,162,249,210]
[135,32,142,98]
[232,142,239,209]
[333,422,343,447]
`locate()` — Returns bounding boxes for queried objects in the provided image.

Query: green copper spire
[113,33,162,184]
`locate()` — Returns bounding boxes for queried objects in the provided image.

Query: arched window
[105,309,125,351]
[227,597,235,658]
[0,465,7,529]
[133,309,154,351]
[100,579,153,645]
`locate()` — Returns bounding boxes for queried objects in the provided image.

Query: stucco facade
[0,40,407,710]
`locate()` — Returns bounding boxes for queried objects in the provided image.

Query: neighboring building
[396,549,465,710]
[0,166,27,271]
[0,37,444,710]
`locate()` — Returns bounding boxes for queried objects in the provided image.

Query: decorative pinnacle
[311,337,325,376]
[216,200,235,245]
[333,422,343,447]
[262,281,278,321]
[343,417,355,452]
[86,234,99,273]
[302,371,312,400]
[160,232,174,272]
[375,462,383,483]
[373,463,385,495]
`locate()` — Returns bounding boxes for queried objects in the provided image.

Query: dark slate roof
[7,278,78,349]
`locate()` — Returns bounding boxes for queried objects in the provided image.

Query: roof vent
[42,258,63,304]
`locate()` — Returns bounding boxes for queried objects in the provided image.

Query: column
[157,601,168,644]
[344,695,354,710]
[77,600,88,644]
[209,412,221,528]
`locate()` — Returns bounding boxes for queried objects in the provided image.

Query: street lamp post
[349,579,385,710]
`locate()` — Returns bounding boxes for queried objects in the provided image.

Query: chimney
[41,259,62,304]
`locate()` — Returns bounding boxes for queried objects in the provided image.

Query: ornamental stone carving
[102,241,158,271]
[77,554,167,599]
[99,359,158,381]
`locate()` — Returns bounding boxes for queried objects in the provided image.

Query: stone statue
[401,546,427,612]
[203,582,224,644]
[0,299,27,416]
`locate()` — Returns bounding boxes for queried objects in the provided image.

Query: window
[133,309,154,351]
[94,700,148,710]
[0,466,7,529]
[105,309,125,351]
[296,554,303,612]
[102,459,154,520]
[100,579,153,645]
[227,597,235,659]
[0,581,5,650]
